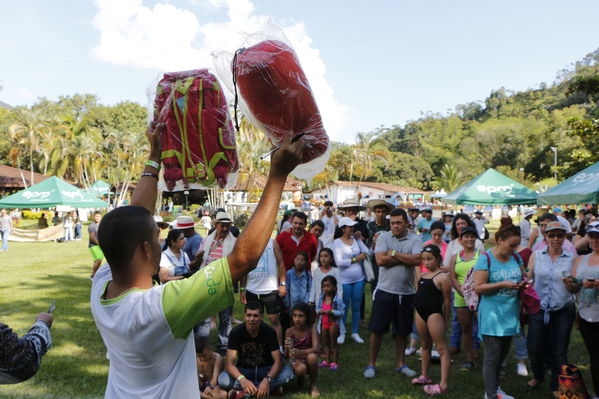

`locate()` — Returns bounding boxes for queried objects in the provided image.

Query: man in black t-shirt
[217,302,294,397]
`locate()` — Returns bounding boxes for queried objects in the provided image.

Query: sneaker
[460,361,476,371]
[517,362,528,377]
[364,366,376,379]
[395,365,417,377]
[405,346,417,356]
[337,334,345,344]
[416,348,422,356]
[351,333,364,344]
[497,387,515,399]
[431,349,440,360]
[318,360,329,368]
[329,362,338,370]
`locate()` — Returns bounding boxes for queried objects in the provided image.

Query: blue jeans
[513,330,528,361]
[0,230,9,251]
[217,364,294,391]
[342,279,365,334]
[527,304,575,390]
[195,306,233,353]
[450,306,480,350]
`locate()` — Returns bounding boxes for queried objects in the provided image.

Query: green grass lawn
[0,228,594,398]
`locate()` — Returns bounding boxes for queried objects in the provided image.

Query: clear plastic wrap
[149,69,239,191]
[214,21,330,181]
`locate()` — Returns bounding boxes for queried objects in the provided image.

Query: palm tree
[8,108,48,184]
[350,131,390,183]
[433,163,466,192]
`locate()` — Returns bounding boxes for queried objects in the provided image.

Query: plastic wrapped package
[214,22,330,181]
[150,69,239,191]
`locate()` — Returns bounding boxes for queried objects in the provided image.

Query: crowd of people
[2,125,598,399]
[136,194,598,399]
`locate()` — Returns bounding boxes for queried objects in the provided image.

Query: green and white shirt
[90,258,234,398]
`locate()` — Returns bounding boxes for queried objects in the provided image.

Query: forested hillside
[0,49,597,193]
[314,48,599,191]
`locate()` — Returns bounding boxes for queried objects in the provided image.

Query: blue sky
[1,0,598,143]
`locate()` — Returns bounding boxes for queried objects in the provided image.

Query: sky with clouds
[1,0,599,143]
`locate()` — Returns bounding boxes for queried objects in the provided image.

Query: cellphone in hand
[587,278,596,282]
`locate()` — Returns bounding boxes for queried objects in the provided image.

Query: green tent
[87,180,111,197]
[443,168,537,205]
[0,176,108,208]
[537,161,599,205]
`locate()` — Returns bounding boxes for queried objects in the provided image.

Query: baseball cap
[460,226,478,237]
[587,221,599,236]
[545,221,566,233]
[338,217,358,229]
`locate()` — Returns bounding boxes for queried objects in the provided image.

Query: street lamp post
[550,146,557,182]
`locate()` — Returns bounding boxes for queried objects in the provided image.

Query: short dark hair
[292,302,313,326]
[94,211,102,216]
[292,211,308,223]
[194,335,210,354]
[163,229,184,251]
[245,301,263,313]
[310,220,325,230]
[430,221,445,232]
[324,201,333,206]
[321,275,337,288]
[389,208,408,222]
[295,251,309,262]
[98,206,156,273]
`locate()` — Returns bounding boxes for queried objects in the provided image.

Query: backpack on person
[462,251,523,311]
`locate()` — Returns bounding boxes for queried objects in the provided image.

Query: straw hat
[171,215,197,229]
[337,198,366,211]
[366,199,395,212]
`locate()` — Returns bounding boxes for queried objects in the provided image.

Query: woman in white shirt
[332,217,370,344]
[159,229,191,284]
[443,214,486,268]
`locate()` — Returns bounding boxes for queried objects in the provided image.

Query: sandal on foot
[423,384,446,396]
[412,375,433,385]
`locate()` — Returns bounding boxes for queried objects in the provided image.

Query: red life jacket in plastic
[154,69,238,190]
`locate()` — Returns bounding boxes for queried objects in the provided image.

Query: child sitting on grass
[412,245,452,396]
[195,336,226,399]
[316,275,344,370]
[285,302,320,398]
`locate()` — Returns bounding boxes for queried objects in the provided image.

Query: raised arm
[227,135,304,283]
[131,124,163,213]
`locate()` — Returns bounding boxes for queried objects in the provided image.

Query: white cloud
[90,0,347,140]
[0,84,37,107]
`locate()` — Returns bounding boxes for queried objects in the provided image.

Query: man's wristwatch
[279,281,286,286]
[265,376,273,384]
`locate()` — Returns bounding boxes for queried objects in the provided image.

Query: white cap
[338,217,358,229]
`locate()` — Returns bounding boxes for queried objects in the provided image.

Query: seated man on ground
[195,336,226,399]
[218,302,294,398]
[90,125,304,398]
